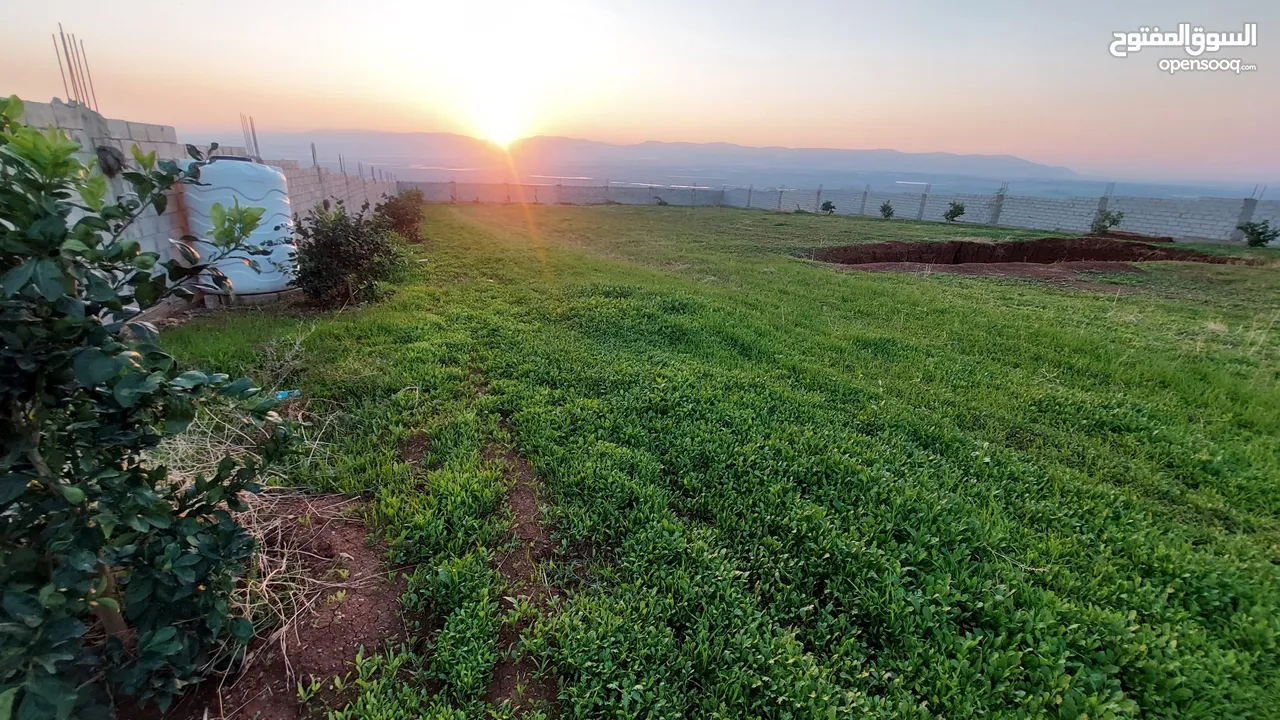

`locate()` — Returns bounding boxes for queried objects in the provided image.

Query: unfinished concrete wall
[999,195,1099,234]
[18,99,189,261]
[1108,196,1246,240]
[268,159,395,218]
[16,97,398,263]
[1254,200,1280,230]
[403,183,1267,244]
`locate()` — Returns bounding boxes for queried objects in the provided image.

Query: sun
[477,111,525,148]
[470,95,528,148]
[482,122,521,148]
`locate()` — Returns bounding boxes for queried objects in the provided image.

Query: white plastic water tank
[183,157,295,295]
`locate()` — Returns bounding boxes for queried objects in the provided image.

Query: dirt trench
[482,438,560,716]
[810,236,1238,267]
[807,236,1258,280]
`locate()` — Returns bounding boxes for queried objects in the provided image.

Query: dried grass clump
[148,397,367,681]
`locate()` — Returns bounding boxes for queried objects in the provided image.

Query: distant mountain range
[244,129,1078,185]
[508,137,1079,179]
[219,129,1259,199]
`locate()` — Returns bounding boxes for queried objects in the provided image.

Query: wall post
[1232,197,1257,242]
[746,184,753,208]
[859,184,869,215]
[1094,181,1117,224]
[989,182,1009,225]
[310,142,326,202]
[916,183,930,220]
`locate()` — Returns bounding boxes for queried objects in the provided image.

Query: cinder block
[51,100,86,130]
[67,129,92,151]
[129,141,158,161]
[104,118,129,139]
[127,122,150,141]
[144,124,165,143]
[161,126,178,144]
[19,102,57,129]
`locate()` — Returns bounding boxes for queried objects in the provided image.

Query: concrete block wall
[18,97,399,266]
[1108,196,1243,241]
[523,184,558,205]
[454,182,518,204]
[558,185,610,205]
[818,189,864,216]
[695,188,727,207]
[863,191,921,219]
[921,193,997,224]
[607,185,661,205]
[273,162,395,219]
[400,180,1264,243]
[17,99,188,261]
[1254,200,1280,230]
[999,195,1098,233]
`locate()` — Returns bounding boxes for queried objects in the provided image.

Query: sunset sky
[2,0,1275,181]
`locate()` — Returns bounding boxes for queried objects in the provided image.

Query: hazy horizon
[3,0,1276,184]
[200,127,1274,191]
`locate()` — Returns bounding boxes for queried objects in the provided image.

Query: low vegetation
[0,97,290,716]
[1090,208,1124,235]
[292,200,410,308]
[1238,219,1278,248]
[373,187,426,241]
[880,200,894,219]
[820,200,835,215]
[944,199,966,222]
[159,204,1279,718]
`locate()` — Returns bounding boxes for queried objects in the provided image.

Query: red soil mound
[810,237,1234,266]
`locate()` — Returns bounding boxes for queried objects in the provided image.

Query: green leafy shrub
[329,648,468,720]
[820,200,835,215]
[880,200,894,219]
[1238,220,1278,248]
[1090,208,1124,235]
[944,200,966,222]
[0,96,293,715]
[292,201,406,308]
[373,188,425,241]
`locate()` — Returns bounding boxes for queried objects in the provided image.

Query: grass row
[164,205,1280,718]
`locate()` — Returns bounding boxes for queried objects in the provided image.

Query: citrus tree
[0,96,293,717]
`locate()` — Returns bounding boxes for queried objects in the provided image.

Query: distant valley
[221,129,1263,200]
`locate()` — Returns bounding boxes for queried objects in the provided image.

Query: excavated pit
[811,237,1242,279]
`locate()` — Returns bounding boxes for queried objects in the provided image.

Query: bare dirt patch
[810,237,1245,279]
[133,494,409,720]
[483,440,560,716]
[843,260,1145,280]
[397,432,432,465]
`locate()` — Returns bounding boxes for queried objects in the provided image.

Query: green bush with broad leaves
[292,200,407,308]
[1238,220,1278,248]
[1090,208,1124,235]
[373,188,425,241]
[943,200,965,222]
[0,96,294,717]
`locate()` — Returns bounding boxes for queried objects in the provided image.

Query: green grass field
[165,206,1280,719]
